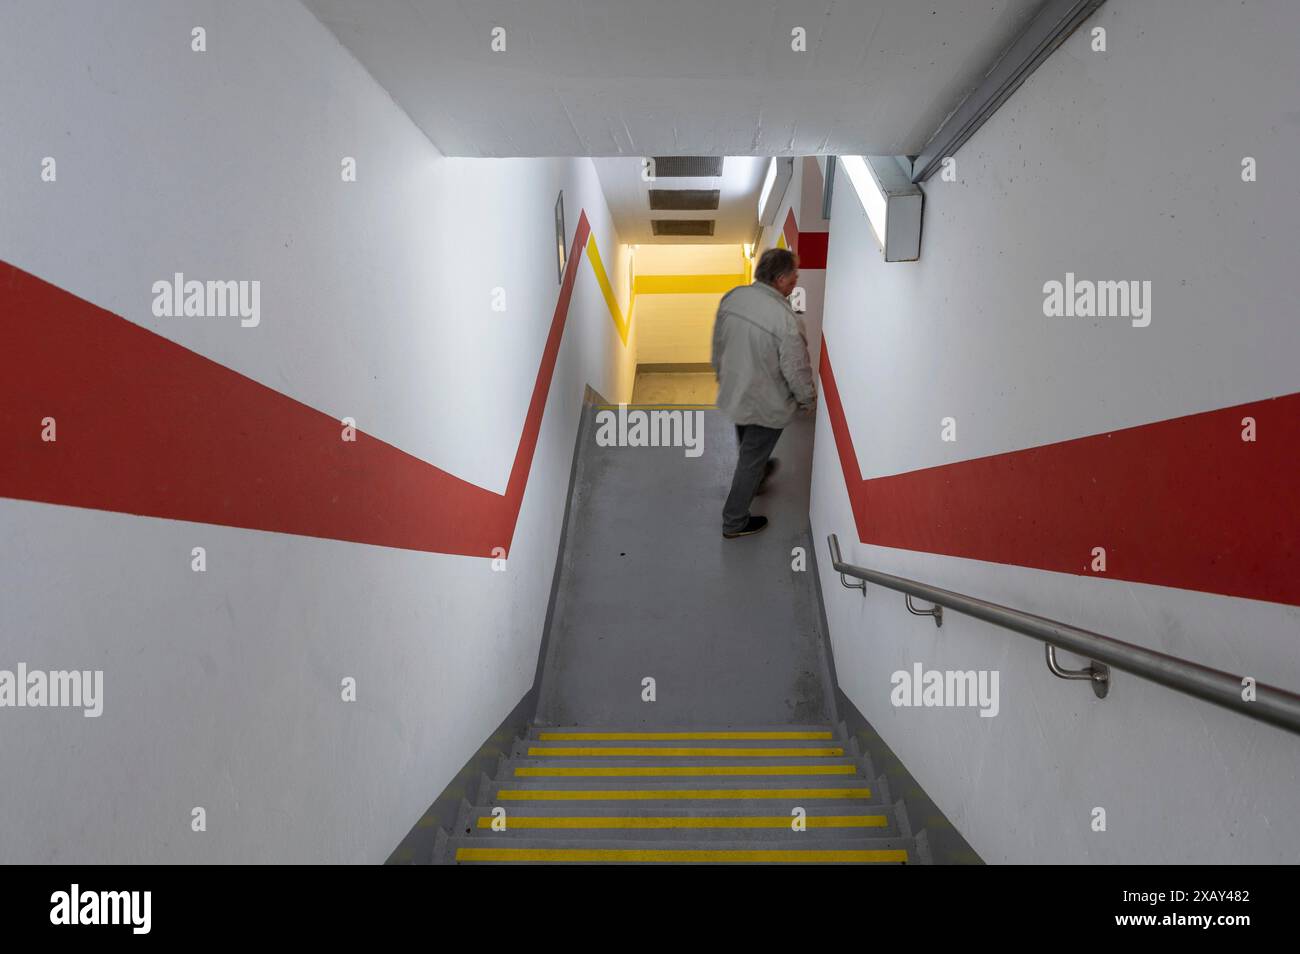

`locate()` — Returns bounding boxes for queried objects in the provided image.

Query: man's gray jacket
[711,280,818,429]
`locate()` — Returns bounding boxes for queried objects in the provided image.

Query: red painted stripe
[0,212,594,557]
[780,208,827,268]
[819,343,1300,606]
[797,232,828,269]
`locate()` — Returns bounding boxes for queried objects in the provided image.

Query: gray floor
[535,408,834,726]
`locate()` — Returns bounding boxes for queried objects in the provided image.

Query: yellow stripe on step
[515,764,856,777]
[475,815,887,830]
[526,747,843,757]
[456,847,907,863]
[496,787,872,801]
[537,731,834,741]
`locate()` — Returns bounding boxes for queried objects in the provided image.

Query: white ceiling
[304,0,1046,158]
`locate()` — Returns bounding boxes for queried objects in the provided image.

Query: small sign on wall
[555,190,567,284]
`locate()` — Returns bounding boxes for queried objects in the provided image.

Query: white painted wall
[812,0,1300,863]
[0,0,631,862]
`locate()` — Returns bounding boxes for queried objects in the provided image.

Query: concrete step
[459,800,901,820]
[488,773,878,790]
[444,835,920,864]
[527,725,838,742]
[500,756,867,779]
[454,802,904,839]
[513,738,848,758]
[480,775,889,805]
[468,795,897,819]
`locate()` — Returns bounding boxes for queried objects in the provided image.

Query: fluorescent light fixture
[757,157,794,226]
[840,156,886,249]
[839,155,923,262]
[759,160,777,214]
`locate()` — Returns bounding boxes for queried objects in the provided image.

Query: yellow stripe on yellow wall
[456,847,907,863]
[584,234,630,344]
[633,273,746,295]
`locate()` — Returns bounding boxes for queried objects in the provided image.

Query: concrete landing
[535,407,833,726]
[630,371,718,406]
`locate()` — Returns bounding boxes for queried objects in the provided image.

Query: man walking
[711,247,818,538]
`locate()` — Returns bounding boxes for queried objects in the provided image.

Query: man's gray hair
[755,247,798,285]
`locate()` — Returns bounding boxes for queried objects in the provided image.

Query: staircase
[433,723,930,864]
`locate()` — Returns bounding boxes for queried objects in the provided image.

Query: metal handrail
[827,533,1300,736]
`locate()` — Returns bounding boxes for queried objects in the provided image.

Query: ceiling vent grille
[650,156,723,178]
[648,189,720,211]
[652,219,715,236]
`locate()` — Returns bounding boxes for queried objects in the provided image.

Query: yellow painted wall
[634,244,746,275]
[632,244,747,364]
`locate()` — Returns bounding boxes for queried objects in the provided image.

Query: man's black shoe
[723,516,769,539]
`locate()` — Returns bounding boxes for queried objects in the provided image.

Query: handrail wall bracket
[827,533,866,597]
[905,594,942,628]
[840,572,866,597]
[1046,644,1110,699]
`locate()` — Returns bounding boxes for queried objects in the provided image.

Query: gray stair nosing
[893,799,914,840]
[431,827,451,865]
[913,828,933,865]
[453,797,473,836]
